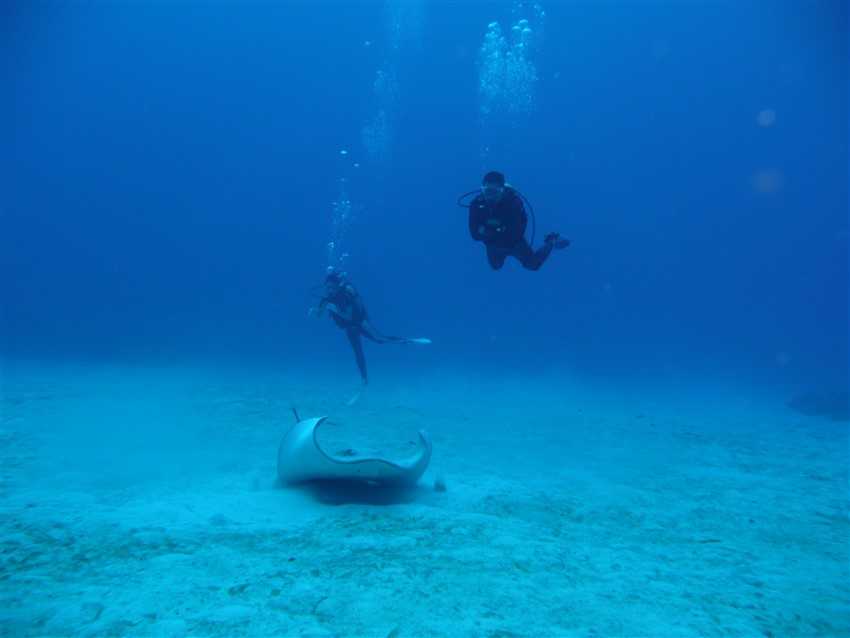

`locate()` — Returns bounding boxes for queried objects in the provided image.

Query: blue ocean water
[1,2,848,636]
[3,0,846,386]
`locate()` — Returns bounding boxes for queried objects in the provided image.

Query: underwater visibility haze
[1,1,848,636]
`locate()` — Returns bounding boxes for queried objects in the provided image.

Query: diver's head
[324,268,346,292]
[481,171,506,203]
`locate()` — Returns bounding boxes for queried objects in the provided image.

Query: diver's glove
[544,232,570,250]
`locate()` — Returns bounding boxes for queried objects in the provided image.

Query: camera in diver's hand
[484,219,505,235]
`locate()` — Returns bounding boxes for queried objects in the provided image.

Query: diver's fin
[408,338,432,345]
[346,390,362,406]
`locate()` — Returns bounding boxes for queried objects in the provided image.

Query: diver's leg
[512,239,553,271]
[345,327,368,384]
[360,323,387,344]
[361,321,407,344]
[486,245,508,270]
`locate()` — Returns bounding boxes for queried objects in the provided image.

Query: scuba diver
[459,171,570,271]
[308,269,431,385]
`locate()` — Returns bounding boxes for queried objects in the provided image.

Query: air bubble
[756,109,776,127]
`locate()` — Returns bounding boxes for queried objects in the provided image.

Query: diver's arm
[469,202,486,241]
[327,303,353,322]
[326,289,358,323]
[308,297,328,318]
[504,195,528,244]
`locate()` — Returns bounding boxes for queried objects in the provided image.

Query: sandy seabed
[0,361,847,637]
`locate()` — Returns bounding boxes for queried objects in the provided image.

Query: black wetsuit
[319,283,409,384]
[469,188,553,270]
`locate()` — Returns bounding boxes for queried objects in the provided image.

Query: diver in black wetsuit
[468,171,569,270]
[309,270,430,384]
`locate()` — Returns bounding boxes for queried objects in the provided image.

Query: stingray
[277,415,432,487]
